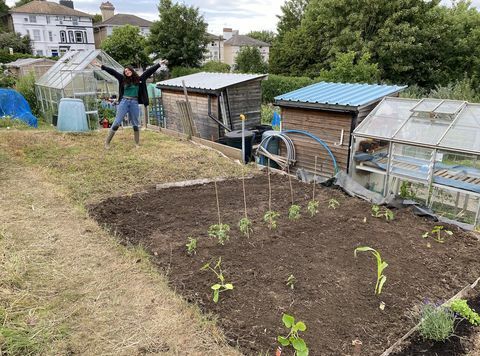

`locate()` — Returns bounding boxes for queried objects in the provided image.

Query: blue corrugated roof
[275,82,407,107]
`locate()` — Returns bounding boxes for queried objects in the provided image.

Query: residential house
[93,2,152,49]
[204,33,223,63]
[7,0,95,57]
[222,28,270,67]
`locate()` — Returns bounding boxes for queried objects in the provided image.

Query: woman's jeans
[111,97,139,130]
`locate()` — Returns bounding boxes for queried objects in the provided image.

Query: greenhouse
[35,49,123,127]
[351,97,480,226]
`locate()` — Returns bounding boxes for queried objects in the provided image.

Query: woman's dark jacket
[101,63,160,106]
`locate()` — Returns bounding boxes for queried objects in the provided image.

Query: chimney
[59,0,74,9]
[100,1,115,21]
[223,27,233,40]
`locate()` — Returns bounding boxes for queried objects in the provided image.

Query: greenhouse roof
[353,97,480,155]
[35,49,123,90]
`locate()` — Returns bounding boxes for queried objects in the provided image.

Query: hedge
[261,74,316,104]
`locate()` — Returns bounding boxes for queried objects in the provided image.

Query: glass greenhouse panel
[354,98,417,139]
[394,114,450,145]
[433,100,465,115]
[440,104,480,153]
[389,143,434,182]
[411,98,443,112]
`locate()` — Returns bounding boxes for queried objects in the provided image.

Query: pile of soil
[89,174,480,355]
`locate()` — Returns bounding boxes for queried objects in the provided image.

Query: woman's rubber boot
[105,129,116,149]
[134,128,140,148]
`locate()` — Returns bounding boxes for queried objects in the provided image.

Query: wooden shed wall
[281,107,353,177]
[227,80,262,130]
[162,90,221,140]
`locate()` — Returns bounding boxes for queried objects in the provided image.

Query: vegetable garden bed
[89,174,480,355]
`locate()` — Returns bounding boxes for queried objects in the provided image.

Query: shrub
[170,66,201,78]
[419,302,455,341]
[202,61,230,73]
[15,72,40,117]
[261,74,315,104]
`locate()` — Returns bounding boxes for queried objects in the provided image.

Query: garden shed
[351,97,480,226]
[274,82,406,177]
[157,72,267,141]
[35,49,123,125]
[6,58,56,79]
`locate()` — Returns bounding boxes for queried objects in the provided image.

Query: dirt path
[0,156,240,355]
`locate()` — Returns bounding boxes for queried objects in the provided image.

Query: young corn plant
[287,165,301,220]
[185,237,197,255]
[277,313,309,356]
[354,246,388,295]
[201,257,234,303]
[239,166,253,237]
[422,225,453,244]
[307,156,320,217]
[208,223,230,245]
[286,274,296,290]
[264,162,280,229]
[328,198,339,210]
[371,205,394,221]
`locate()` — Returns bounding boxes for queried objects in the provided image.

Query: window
[46,16,50,24]
[36,50,43,56]
[51,49,58,57]
[33,29,41,41]
[74,31,83,43]
[72,17,78,25]
[68,30,74,43]
[60,31,66,43]
[48,31,53,42]
[24,17,28,22]
[211,41,216,46]
[26,29,30,37]
[29,15,36,23]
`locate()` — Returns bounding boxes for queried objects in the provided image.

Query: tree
[0,0,9,32]
[14,0,32,7]
[101,25,150,67]
[247,30,276,44]
[92,14,103,24]
[317,51,380,83]
[235,46,268,74]
[0,32,32,54]
[276,0,309,38]
[147,0,208,67]
[202,61,230,73]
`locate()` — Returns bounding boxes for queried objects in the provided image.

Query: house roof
[6,57,56,68]
[224,35,270,47]
[95,14,153,28]
[9,0,92,17]
[157,72,267,93]
[207,33,222,41]
[275,81,407,110]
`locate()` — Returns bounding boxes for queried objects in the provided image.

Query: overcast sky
[6,0,480,35]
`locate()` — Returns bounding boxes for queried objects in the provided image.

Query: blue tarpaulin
[0,88,38,127]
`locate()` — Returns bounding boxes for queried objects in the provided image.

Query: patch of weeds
[201,257,234,303]
[186,237,197,255]
[277,313,309,356]
[328,198,339,210]
[354,246,388,295]
[419,302,455,341]
[288,204,301,220]
[449,299,480,326]
[264,210,280,229]
[371,205,394,221]
[422,225,453,244]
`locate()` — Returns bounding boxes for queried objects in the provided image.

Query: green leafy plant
[422,225,453,243]
[277,313,309,356]
[264,210,280,229]
[307,200,319,217]
[286,274,296,290]
[371,205,394,221]
[239,217,253,237]
[354,246,388,295]
[419,302,455,341]
[185,237,197,255]
[328,198,339,210]
[449,299,480,326]
[399,181,417,200]
[201,257,234,303]
[288,204,301,220]
[208,223,230,245]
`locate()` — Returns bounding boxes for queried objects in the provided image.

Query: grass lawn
[0,127,246,355]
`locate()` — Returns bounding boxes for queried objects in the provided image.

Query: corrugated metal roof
[275,82,407,108]
[157,72,267,92]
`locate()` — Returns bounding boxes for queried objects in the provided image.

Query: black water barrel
[224,129,255,162]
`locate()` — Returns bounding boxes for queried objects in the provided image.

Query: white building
[7,0,94,57]
[204,33,223,63]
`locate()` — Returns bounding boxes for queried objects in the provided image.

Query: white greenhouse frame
[351,97,480,226]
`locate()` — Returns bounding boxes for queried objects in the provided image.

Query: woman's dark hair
[124,66,140,85]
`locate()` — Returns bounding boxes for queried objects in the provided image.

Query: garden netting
[0,88,38,127]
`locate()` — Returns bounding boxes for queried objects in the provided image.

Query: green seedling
[277,313,309,356]
[286,274,296,290]
[238,217,253,237]
[354,246,388,295]
[307,200,319,217]
[422,225,453,243]
[201,257,234,303]
[371,205,394,221]
[208,223,230,245]
[449,299,480,326]
[288,204,301,220]
[264,210,280,229]
[328,198,339,210]
[185,237,197,255]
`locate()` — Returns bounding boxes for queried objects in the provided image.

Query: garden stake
[313,156,317,201]
[352,339,362,356]
[214,180,221,225]
[287,164,294,206]
[268,161,272,211]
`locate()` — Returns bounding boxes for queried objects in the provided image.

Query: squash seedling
[201,257,234,303]
[422,225,452,243]
[287,165,301,220]
[264,162,280,229]
[185,237,197,255]
[209,179,230,245]
[354,246,388,295]
[277,313,309,356]
[238,166,253,237]
[328,198,339,210]
[307,156,320,217]
[371,205,394,221]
